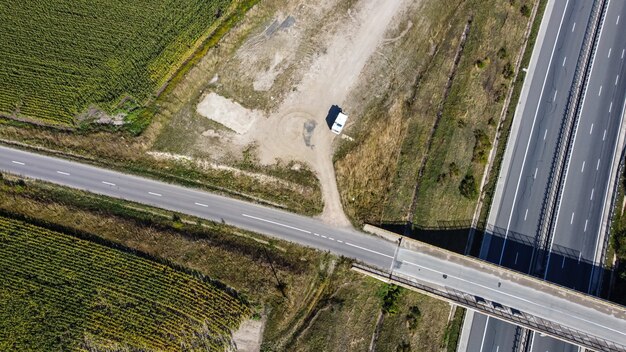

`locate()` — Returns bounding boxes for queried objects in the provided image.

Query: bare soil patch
[160,0,411,226]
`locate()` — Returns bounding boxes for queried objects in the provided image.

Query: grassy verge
[442,307,466,352]
[0,173,450,350]
[335,0,538,226]
[607,166,626,305]
[0,214,249,351]
[478,0,549,225]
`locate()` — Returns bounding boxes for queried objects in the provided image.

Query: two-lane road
[1,145,626,351]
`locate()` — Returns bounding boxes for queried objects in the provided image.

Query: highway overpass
[1,145,626,351]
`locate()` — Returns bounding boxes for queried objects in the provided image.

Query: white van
[331,112,348,134]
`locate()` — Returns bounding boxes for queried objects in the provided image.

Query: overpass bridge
[1,145,625,351]
[362,226,626,352]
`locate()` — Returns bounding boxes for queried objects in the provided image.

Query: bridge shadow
[376,221,613,299]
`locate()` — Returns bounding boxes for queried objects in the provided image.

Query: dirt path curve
[232,0,409,227]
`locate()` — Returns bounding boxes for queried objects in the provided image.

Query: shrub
[459,173,478,199]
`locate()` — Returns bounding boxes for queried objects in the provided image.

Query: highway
[1,145,626,350]
[468,0,626,350]
[545,0,626,293]
[469,0,594,349]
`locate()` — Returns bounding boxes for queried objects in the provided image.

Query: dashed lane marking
[194,202,208,207]
[101,181,116,186]
[11,161,24,165]
[148,192,162,197]
[56,171,70,176]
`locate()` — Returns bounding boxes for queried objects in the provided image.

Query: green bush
[459,173,478,199]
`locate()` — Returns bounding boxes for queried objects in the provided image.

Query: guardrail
[535,0,609,274]
[352,263,626,352]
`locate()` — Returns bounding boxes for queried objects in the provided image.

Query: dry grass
[0,175,451,350]
[335,0,466,225]
[335,0,537,226]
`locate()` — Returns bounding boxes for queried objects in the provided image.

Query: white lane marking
[544,129,548,140]
[56,171,70,176]
[101,181,116,186]
[400,259,626,337]
[572,22,576,32]
[345,242,394,258]
[603,129,607,141]
[242,213,312,234]
[11,161,25,165]
[337,239,343,243]
[608,47,612,58]
[514,252,519,265]
[610,101,613,113]
[496,346,500,352]
[194,202,208,207]
[479,317,490,352]
[590,123,594,134]
[616,75,620,85]
[578,252,582,263]
[570,212,575,224]
[598,85,602,96]
[148,192,162,197]
[533,167,538,179]
[622,48,625,59]
[584,219,588,232]
[581,161,585,173]
[591,188,594,201]
[321,235,328,239]
[328,237,335,241]
[553,90,558,101]
[500,0,571,266]
[313,233,320,237]
[562,56,567,66]
[546,0,605,278]
[562,256,566,268]
[524,208,529,221]
[617,15,620,25]
[597,158,601,170]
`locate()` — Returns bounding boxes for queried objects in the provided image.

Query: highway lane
[2,146,626,350]
[465,315,520,352]
[483,0,594,274]
[545,0,626,292]
[530,2,626,350]
[530,333,580,352]
[470,0,594,350]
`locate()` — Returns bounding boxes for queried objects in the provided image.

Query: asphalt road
[469,0,594,350]
[483,0,593,272]
[471,0,626,349]
[545,0,626,292]
[1,146,626,350]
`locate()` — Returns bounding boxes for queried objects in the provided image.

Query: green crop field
[0,215,250,351]
[0,0,232,127]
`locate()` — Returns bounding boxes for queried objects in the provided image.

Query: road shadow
[376,220,614,299]
[325,105,342,130]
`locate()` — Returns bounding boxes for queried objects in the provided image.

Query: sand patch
[231,317,266,352]
[197,93,262,134]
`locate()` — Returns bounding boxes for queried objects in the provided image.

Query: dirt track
[197,0,410,226]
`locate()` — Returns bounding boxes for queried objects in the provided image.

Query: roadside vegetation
[607,166,626,305]
[0,174,455,351]
[0,215,249,351]
[335,0,538,226]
